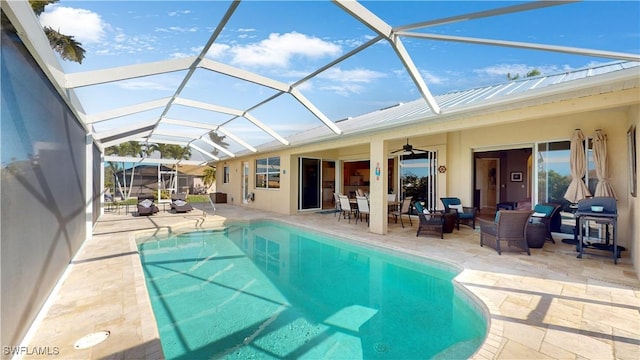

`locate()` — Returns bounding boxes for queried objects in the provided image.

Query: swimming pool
[138,220,487,359]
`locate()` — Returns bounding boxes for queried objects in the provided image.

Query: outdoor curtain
[593,129,617,198]
[564,129,591,203]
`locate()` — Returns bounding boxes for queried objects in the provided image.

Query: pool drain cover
[373,342,388,353]
[74,331,110,349]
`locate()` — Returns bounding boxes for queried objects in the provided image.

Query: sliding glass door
[299,157,321,210]
[399,151,437,209]
[536,139,595,234]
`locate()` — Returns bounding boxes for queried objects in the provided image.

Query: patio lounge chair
[170,193,193,213]
[137,195,159,216]
[441,197,477,230]
[414,201,445,239]
[478,210,532,255]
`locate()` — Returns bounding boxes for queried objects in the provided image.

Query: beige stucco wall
[628,104,639,274]
[215,88,639,274]
[446,109,632,248]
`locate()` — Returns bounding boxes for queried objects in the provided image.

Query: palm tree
[104,145,125,199]
[124,141,144,198]
[148,143,171,159]
[43,26,86,63]
[30,0,86,64]
[202,166,216,192]
[168,144,192,161]
[148,143,192,195]
[208,131,230,156]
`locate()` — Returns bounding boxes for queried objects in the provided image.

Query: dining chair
[338,194,355,223]
[355,196,370,226]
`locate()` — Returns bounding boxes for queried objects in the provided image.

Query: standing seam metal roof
[262,60,639,154]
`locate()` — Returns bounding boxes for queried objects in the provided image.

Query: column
[369,138,388,235]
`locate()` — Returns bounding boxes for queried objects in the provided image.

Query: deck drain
[373,342,389,353]
[74,330,110,350]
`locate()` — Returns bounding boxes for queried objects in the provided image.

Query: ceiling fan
[390,138,428,155]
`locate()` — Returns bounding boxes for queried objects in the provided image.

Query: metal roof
[2,0,639,165]
[270,61,640,152]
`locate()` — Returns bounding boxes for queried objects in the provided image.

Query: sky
[35,0,640,158]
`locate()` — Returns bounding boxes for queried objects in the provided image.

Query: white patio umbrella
[564,129,592,203]
[593,129,617,198]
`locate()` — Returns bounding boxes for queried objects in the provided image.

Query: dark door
[300,158,321,210]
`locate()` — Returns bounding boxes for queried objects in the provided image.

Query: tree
[526,69,541,77]
[507,68,541,81]
[104,145,125,199]
[30,0,86,63]
[208,131,230,156]
[147,143,192,195]
[123,141,144,198]
[202,166,216,191]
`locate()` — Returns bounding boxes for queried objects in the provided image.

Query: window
[256,157,280,189]
[223,166,230,184]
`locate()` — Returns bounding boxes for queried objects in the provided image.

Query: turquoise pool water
[138,220,487,359]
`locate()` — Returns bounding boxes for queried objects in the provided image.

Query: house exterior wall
[452,109,632,248]
[1,25,89,348]
[628,104,640,274]
[217,87,640,276]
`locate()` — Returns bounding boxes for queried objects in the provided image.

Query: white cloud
[420,69,445,85]
[313,67,387,96]
[117,79,177,91]
[156,26,198,33]
[320,67,386,83]
[39,5,107,44]
[205,43,231,59]
[170,52,192,59]
[473,63,577,79]
[319,84,366,96]
[230,32,342,67]
[168,10,191,17]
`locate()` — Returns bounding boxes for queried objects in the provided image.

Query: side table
[442,212,456,233]
[526,221,547,248]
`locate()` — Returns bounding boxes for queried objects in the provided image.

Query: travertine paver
[17,203,640,359]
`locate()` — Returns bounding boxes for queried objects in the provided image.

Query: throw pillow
[140,199,152,208]
[449,204,464,213]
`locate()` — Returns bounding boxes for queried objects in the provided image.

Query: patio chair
[387,193,397,203]
[478,210,532,255]
[170,193,193,213]
[414,201,445,239]
[391,196,413,228]
[137,195,159,216]
[440,197,477,230]
[333,193,341,217]
[338,194,356,223]
[529,202,562,244]
[355,196,370,225]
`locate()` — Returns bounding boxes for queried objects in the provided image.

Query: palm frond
[44,27,86,64]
